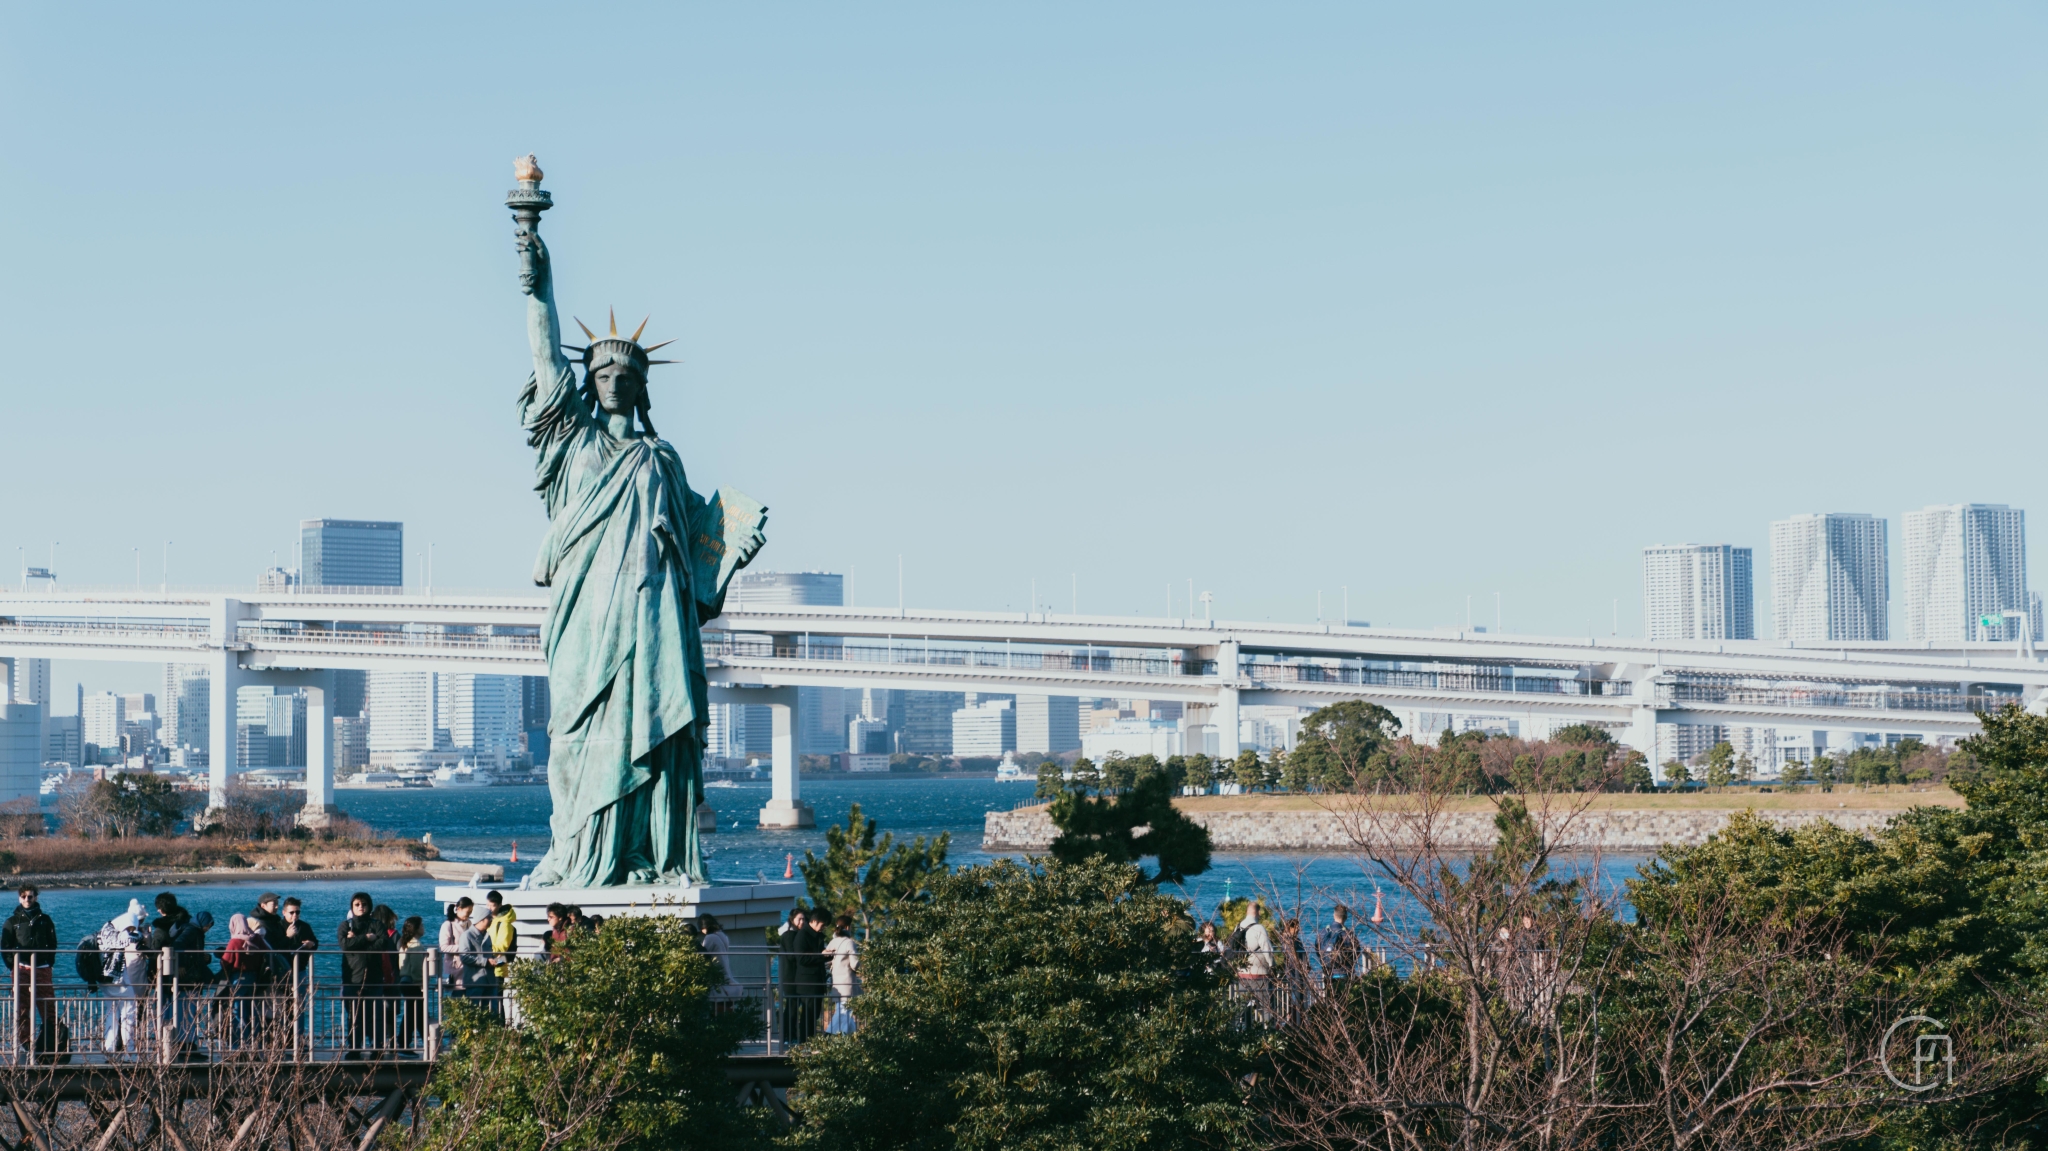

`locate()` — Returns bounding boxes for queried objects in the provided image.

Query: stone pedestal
[757,798,814,829]
[432,879,804,961]
[296,804,342,830]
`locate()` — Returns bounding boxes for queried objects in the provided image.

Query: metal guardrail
[1246,662,1628,698]
[703,636,1218,679]
[0,946,855,1064]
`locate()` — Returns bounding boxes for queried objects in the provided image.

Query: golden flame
[514,154,544,184]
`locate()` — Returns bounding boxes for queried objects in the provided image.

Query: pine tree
[798,803,951,937]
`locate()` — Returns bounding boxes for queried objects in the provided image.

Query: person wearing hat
[3,886,56,1062]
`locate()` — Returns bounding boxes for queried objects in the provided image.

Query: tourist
[396,916,428,1055]
[484,894,519,981]
[218,913,272,1052]
[1195,921,1226,972]
[543,902,571,959]
[4,886,57,1063]
[338,892,383,1059]
[1315,904,1361,987]
[699,914,741,1000]
[249,892,287,960]
[776,907,815,1044]
[148,894,212,1060]
[795,910,830,1042]
[459,906,496,1013]
[98,899,148,1056]
[373,904,401,1049]
[1237,902,1274,980]
[279,897,319,1009]
[438,900,472,986]
[824,916,859,1031]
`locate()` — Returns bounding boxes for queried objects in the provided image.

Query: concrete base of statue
[757,799,815,829]
[433,878,804,962]
[296,804,342,830]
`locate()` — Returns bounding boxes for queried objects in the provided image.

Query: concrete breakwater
[982,805,1899,852]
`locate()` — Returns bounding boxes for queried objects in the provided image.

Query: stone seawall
[982,806,1898,852]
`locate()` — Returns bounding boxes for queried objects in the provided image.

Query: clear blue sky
[4,5,2044,698]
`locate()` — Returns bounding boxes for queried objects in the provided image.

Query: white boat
[704,779,742,790]
[431,762,499,788]
[994,752,1029,781]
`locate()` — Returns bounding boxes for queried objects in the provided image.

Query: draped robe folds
[519,361,765,888]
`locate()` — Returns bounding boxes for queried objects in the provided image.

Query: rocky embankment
[983,805,1898,852]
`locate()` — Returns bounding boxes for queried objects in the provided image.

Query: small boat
[704,779,742,790]
[994,752,1028,781]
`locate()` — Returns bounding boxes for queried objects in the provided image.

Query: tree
[1067,756,1100,791]
[788,858,1266,1151]
[416,915,762,1151]
[1032,759,1065,799]
[1179,753,1215,793]
[1619,749,1655,793]
[1699,740,1736,789]
[1098,753,1135,792]
[1047,773,1211,883]
[1550,722,1616,748]
[799,803,950,937]
[63,773,190,839]
[1290,701,1402,791]
[1661,759,1689,788]
[1230,749,1264,792]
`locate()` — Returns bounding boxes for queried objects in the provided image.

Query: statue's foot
[627,867,659,885]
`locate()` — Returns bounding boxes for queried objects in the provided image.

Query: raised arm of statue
[516,227,571,386]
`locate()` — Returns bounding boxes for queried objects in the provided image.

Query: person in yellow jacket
[480,891,519,985]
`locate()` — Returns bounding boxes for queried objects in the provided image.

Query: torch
[507,153,553,231]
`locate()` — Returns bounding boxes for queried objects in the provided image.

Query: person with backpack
[3,886,58,1063]
[1315,904,1362,989]
[97,899,148,1056]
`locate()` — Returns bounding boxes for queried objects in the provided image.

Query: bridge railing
[1671,681,2011,714]
[236,626,544,654]
[703,636,1218,679]
[0,619,213,646]
[1245,662,1629,698]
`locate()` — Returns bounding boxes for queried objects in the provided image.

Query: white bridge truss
[2,589,2041,822]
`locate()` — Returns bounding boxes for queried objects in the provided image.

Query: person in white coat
[100,899,148,1055]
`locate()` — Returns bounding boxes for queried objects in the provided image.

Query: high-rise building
[1015,695,1081,754]
[848,715,891,755]
[265,692,307,767]
[300,519,404,589]
[43,715,79,766]
[161,665,209,753]
[437,674,524,767]
[521,676,550,766]
[1770,513,1889,641]
[1902,504,2029,644]
[726,570,850,753]
[9,659,47,708]
[81,692,126,751]
[0,704,39,804]
[901,692,966,755]
[1642,544,1754,641]
[332,716,369,773]
[951,699,1016,757]
[366,672,439,756]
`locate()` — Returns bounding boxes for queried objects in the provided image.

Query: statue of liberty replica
[508,155,767,888]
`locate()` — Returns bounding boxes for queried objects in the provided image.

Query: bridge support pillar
[202,598,252,821]
[1215,641,1241,760]
[297,680,339,828]
[711,686,812,828]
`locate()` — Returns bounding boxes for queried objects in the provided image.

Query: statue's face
[591,362,645,416]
